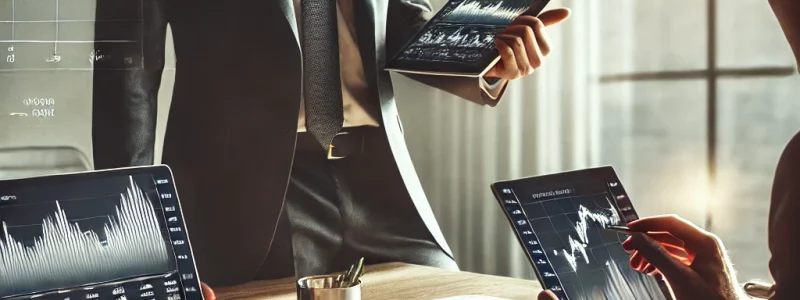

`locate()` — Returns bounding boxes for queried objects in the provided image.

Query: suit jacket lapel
[354,0,381,94]
[279,0,300,50]
[358,0,382,57]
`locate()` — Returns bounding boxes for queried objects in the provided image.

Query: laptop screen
[384,0,550,76]
[0,165,202,300]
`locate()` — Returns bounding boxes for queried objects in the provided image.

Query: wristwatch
[743,280,776,299]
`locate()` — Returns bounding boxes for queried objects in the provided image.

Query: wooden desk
[216,263,543,300]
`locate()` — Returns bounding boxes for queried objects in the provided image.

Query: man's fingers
[507,18,550,57]
[629,250,662,275]
[537,290,559,300]
[502,25,542,70]
[644,264,660,276]
[494,8,570,79]
[201,282,216,300]
[627,215,718,250]
[484,67,500,78]
[630,247,691,275]
[515,8,571,27]
[495,34,525,79]
[630,233,694,283]
[626,232,694,265]
[629,250,648,271]
[622,236,633,251]
[645,232,685,247]
[538,8,571,26]
[487,39,515,78]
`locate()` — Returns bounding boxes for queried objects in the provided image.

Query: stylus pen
[605,225,636,234]
[606,225,659,236]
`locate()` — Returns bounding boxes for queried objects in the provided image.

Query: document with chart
[490,167,671,300]
[384,0,549,77]
[0,166,203,300]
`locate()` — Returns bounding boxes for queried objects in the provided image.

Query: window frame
[594,0,796,231]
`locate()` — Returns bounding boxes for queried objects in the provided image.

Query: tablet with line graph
[0,165,203,300]
[490,166,672,300]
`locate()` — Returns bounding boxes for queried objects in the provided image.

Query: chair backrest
[0,146,91,180]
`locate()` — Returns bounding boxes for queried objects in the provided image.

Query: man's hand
[621,215,743,300]
[537,214,742,300]
[536,289,559,300]
[484,8,571,80]
[202,282,216,300]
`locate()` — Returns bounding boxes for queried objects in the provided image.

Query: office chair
[0,146,92,180]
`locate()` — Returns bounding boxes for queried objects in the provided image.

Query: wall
[0,0,177,177]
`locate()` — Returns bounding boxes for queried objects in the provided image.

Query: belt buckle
[327,132,349,160]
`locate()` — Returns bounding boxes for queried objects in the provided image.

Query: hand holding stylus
[606,225,694,270]
[538,215,744,300]
[619,215,743,300]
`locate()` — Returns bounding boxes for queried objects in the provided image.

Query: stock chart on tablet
[491,167,670,300]
[0,166,203,300]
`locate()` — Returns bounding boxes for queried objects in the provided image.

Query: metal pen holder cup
[297,275,362,300]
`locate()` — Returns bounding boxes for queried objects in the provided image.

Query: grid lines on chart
[0,0,144,71]
[523,193,627,273]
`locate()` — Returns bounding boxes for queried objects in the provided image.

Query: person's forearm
[770,0,800,66]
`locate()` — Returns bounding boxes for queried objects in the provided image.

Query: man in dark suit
[92,0,569,293]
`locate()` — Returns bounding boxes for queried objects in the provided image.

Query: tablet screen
[491,167,669,300]
[0,165,203,300]
[384,0,550,76]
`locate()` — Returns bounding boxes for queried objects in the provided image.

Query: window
[597,0,797,281]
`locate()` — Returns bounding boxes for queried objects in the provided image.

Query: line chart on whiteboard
[0,0,144,71]
[524,192,667,300]
[0,175,175,298]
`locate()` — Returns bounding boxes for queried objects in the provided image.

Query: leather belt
[295,128,366,159]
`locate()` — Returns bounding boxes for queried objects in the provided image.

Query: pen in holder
[297,257,366,300]
[297,275,361,300]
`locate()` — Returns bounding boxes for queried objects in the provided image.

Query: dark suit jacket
[768,131,800,299]
[92,0,502,286]
[767,1,800,298]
